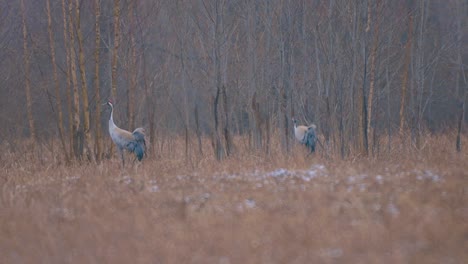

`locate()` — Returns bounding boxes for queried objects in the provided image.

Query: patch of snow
[15,185,27,192]
[358,183,367,192]
[51,207,75,220]
[65,175,80,182]
[176,175,186,181]
[209,165,328,185]
[219,256,230,264]
[266,168,288,178]
[319,248,343,258]
[147,180,159,193]
[120,175,132,185]
[372,203,381,211]
[147,185,159,192]
[375,175,383,184]
[236,203,244,212]
[387,202,400,217]
[419,170,442,182]
[245,198,256,209]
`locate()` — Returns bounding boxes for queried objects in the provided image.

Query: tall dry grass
[0,133,467,263]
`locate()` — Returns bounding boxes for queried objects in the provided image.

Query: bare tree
[46,0,69,162]
[61,0,74,157]
[68,0,82,159]
[94,0,103,162]
[455,0,467,152]
[367,0,382,154]
[414,0,428,148]
[279,0,293,152]
[112,0,121,101]
[199,0,238,160]
[399,6,413,136]
[456,77,467,152]
[127,0,137,130]
[20,0,36,145]
[74,0,95,162]
[246,0,261,150]
[108,0,121,158]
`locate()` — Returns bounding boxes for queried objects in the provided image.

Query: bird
[292,117,317,153]
[104,100,147,166]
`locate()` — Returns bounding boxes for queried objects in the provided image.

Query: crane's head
[292,117,297,125]
[103,99,113,108]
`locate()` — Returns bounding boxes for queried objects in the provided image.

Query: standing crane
[104,100,147,166]
[292,117,317,153]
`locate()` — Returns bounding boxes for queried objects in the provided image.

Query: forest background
[1,0,467,163]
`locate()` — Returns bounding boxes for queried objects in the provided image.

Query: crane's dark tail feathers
[134,143,145,161]
[132,128,147,161]
[304,126,317,153]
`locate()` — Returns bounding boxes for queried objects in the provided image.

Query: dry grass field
[1,134,467,263]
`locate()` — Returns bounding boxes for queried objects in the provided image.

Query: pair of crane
[104,101,317,166]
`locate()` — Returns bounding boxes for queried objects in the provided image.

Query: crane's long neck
[109,104,117,129]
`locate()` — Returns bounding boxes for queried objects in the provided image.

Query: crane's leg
[118,147,125,168]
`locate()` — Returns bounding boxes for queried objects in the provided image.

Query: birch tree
[399,5,413,136]
[20,0,36,146]
[94,0,103,162]
[46,0,69,162]
[367,0,382,154]
[68,0,82,158]
[112,0,120,101]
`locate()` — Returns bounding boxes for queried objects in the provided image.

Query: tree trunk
[399,14,413,135]
[112,0,121,100]
[367,0,382,155]
[456,91,466,152]
[385,50,392,152]
[68,0,82,159]
[213,1,224,160]
[94,0,103,163]
[46,0,69,163]
[247,3,261,150]
[20,0,36,146]
[110,0,121,157]
[415,0,428,149]
[455,0,466,152]
[194,104,203,156]
[360,44,369,156]
[213,86,223,160]
[127,0,136,130]
[280,2,292,152]
[141,47,154,157]
[74,0,95,162]
[313,27,324,144]
[251,92,264,151]
[222,85,232,156]
[349,2,360,151]
[61,0,74,158]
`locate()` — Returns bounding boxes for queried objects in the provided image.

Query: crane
[104,100,147,166]
[292,117,317,153]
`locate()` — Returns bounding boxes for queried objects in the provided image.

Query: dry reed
[0,133,467,263]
